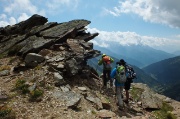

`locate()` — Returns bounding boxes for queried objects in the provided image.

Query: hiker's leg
[117,86,123,107]
[124,80,131,102]
[107,70,111,81]
[125,90,129,100]
[103,70,107,87]
[120,86,124,101]
[107,70,113,87]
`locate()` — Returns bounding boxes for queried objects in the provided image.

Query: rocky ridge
[0,14,180,119]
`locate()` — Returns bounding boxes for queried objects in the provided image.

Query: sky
[0,0,180,53]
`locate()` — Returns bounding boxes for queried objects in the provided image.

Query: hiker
[116,59,136,104]
[110,63,127,110]
[98,54,114,88]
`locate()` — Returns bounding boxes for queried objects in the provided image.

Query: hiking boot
[101,86,107,90]
[121,94,124,99]
[123,99,129,104]
[118,106,124,111]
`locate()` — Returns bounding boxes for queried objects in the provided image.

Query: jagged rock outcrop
[0,14,100,78]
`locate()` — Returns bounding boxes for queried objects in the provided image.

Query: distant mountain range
[142,56,180,84]
[93,44,175,68]
[142,56,180,101]
[172,50,180,56]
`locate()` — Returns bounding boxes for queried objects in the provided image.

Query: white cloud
[0,14,16,27]
[0,0,79,27]
[0,21,9,27]
[106,0,180,28]
[91,40,109,48]
[45,0,79,14]
[17,13,29,22]
[88,27,180,53]
[9,17,16,25]
[4,0,42,15]
[172,34,180,40]
[0,0,46,27]
[0,14,7,20]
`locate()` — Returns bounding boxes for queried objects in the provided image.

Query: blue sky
[0,0,180,53]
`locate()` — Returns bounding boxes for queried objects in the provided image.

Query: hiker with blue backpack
[110,61,127,110]
[98,54,114,88]
[116,59,136,104]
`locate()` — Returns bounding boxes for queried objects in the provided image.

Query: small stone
[78,87,87,91]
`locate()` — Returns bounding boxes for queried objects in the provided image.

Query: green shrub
[30,89,43,100]
[15,78,45,102]
[0,108,11,117]
[152,102,177,119]
[0,105,16,119]
[34,65,42,70]
[0,54,6,59]
[91,110,96,114]
[0,65,11,71]
[15,78,29,94]
[167,112,177,119]
[130,87,144,102]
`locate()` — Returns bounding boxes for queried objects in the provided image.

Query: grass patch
[8,57,19,64]
[34,65,42,70]
[29,89,43,101]
[0,54,6,59]
[152,102,177,119]
[15,78,29,94]
[0,65,11,71]
[130,87,144,102]
[0,105,15,118]
[105,97,110,103]
[45,85,54,90]
[15,78,44,102]
[71,106,82,112]
[91,110,96,114]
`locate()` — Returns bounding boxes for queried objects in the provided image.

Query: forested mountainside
[143,56,180,101]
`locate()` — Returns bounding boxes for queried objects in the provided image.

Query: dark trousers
[124,78,133,90]
[103,70,111,87]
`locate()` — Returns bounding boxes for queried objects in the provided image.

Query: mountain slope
[142,56,180,84]
[172,50,180,56]
[142,56,180,101]
[93,45,143,67]
[163,81,180,101]
[94,44,175,68]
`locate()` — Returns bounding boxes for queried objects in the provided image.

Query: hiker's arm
[110,58,114,63]
[133,73,137,79]
[110,68,116,78]
[98,59,103,65]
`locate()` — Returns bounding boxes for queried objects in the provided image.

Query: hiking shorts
[124,78,132,90]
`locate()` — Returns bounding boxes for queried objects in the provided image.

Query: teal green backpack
[115,65,127,83]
